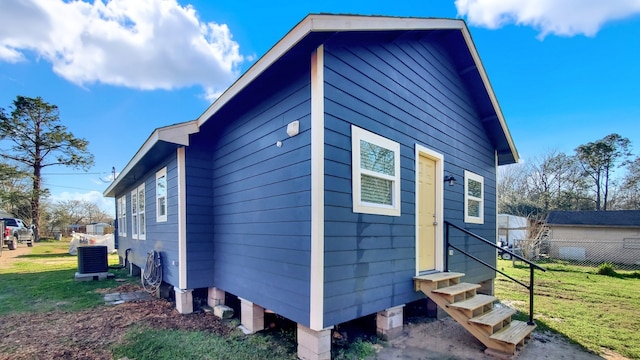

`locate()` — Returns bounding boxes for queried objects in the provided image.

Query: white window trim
[117,196,127,237]
[156,167,167,223]
[352,125,401,216]
[131,189,138,239]
[131,183,146,240]
[464,170,484,224]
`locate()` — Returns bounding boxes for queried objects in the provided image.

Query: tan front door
[418,154,437,272]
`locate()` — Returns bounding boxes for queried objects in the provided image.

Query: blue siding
[322,36,498,326]
[115,155,182,287]
[185,139,215,289]
[205,72,313,326]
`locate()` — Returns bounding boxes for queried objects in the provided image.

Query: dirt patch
[0,298,232,360]
[369,317,610,360]
[0,294,625,360]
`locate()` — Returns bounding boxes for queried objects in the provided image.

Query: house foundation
[207,287,225,307]
[297,324,332,360]
[239,298,265,333]
[376,305,405,340]
[174,287,193,314]
[129,262,141,277]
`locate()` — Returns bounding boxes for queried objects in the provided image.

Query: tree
[0,162,32,219]
[616,156,640,210]
[575,133,631,211]
[0,96,94,240]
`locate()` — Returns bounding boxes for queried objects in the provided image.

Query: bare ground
[368,317,611,360]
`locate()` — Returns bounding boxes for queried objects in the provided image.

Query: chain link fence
[507,238,640,271]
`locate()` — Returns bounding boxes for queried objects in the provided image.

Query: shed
[86,222,111,235]
[498,214,528,247]
[545,210,640,265]
[104,14,523,359]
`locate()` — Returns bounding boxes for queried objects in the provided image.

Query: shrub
[597,262,618,277]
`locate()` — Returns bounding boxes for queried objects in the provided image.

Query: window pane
[468,199,480,217]
[131,193,137,212]
[468,179,482,198]
[360,140,395,176]
[138,188,145,211]
[139,214,145,235]
[157,175,166,197]
[159,197,166,216]
[132,214,138,234]
[361,174,393,205]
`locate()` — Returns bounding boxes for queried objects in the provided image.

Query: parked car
[2,218,34,250]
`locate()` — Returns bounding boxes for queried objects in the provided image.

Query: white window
[131,183,146,239]
[156,167,167,222]
[464,170,484,224]
[117,196,127,237]
[351,125,401,216]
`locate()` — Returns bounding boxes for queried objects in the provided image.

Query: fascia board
[103,120,198,197]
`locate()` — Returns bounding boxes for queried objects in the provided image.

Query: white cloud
[50,190,115,216]
[0,0,244,99]
[455,0,640,37]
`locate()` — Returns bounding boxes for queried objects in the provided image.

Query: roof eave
[103,120,198,197]
[196,14,518,164]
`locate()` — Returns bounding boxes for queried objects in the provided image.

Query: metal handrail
[444,221,546,325]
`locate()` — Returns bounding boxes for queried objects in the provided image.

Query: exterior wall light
[444,175,456,186]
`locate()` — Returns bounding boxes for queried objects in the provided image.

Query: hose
[142,250,163,294]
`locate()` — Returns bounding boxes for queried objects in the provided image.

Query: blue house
[104,14,528,359]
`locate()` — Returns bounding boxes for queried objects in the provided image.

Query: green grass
[495,259,640,359]
[0,242,134,315]
[112,326,297,360]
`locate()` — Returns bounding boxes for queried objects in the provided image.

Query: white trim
[351,126,401,217]
[309,45,325,331]
[414,145,445,275]
[195,16,465,130]
[131,188,138,239]
[117,195,127,237]
[155,167,168,223]
[105,15,518,199]
[193,15,516,165]
[137,183,146,240]
[464,170,484,224]
[459,27,518,163]
[104,121,198,197]
[177,147,187,289]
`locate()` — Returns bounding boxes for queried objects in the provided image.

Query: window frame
[464,170,484,224]
[131,183,146,240]
[351,125,401,216]
[117,196,127,237]
[156,167,167,223]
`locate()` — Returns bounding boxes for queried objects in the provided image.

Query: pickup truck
[2,218,34,250]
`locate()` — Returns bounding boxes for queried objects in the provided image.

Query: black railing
[444,221,546,325]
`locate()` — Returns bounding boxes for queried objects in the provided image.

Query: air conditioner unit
[77,246,108,274]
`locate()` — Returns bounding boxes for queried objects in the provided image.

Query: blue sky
[1,0,639,215]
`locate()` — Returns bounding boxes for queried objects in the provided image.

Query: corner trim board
[310,45,325,331]
[177,147,187,289]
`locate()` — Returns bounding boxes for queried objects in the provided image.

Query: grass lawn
[0,240,135,315]
[6,242,638,359]
[495,259,640,359]
[0,242,368,359]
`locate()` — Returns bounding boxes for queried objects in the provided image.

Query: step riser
[414,275,536,356]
